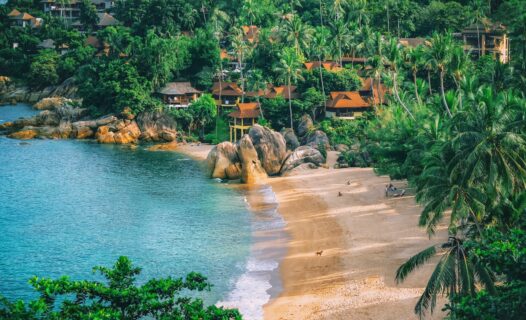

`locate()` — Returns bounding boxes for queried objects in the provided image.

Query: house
[157,82,201,108]
[359,77,388,105]
[228,102,261,142]
[8,10,42,28]
[37,39,70,55]
[457,21,509,63]
[242,25,259,43]
[41,0,115,22]
[325,91,372,120]
[304,61,342,72]
[211,82,244,107]
[265,85,300,100]
[72,12,119,31]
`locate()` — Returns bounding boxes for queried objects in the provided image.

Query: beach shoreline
[171,144,447,319]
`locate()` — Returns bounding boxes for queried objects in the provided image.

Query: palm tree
[273,47,304,128]
[427,32,454,118]
[350,0,369,29]
[311,27,331,112]
[330,19,351,66]
[449,45,470,109]
[405,46,425,104]
[385,38,415,119]
[281,14,314,56]
[470,0,490,59]
[246,69,267,118]
[396,236,495,318]
[231,27,252,102]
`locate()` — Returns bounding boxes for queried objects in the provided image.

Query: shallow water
[0,104,252,305]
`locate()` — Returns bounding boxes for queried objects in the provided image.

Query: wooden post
[481,34,486,56]
[229,126,232,142]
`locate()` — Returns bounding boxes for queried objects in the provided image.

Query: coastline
[153,144,448,319]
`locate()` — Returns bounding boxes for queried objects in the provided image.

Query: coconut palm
[396,236,495,318]
[246,69,267,118]
[427,32,454,118]
[449,45,470,109]
[330,19,351,66]
[404,46,426,104]
[281,14,314,56]
[273,47,304,128]
[231,27,252,102]
[385,38,415,119]
[311,26,331,112]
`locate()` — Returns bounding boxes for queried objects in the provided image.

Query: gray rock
[281,128,300,151]
[282,162,318,176]
[137,111,177,142]
[248,124,287,176]
[280,146,325,174]
[95,115,118,127]
[207,142,241,180]
[303,130,331,152]
[297,114,314,138]
[238,135,267,184]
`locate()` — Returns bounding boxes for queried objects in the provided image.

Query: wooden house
[359,77,387,105]
[72,12,119,31]
[228,102,261,142]
[157,82,201,108]
[8,10,41,28]
[457,21,509,63]
[211,82,244,107]
[325,91,372,120]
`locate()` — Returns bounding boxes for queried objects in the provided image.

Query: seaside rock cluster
[296,115,331,152]
[1,99,176,144]
[0,77,78,105]
[207,123,326,184]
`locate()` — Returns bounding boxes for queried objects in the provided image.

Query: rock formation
[207,142,242,180]
[280,146,325,174]
[137,111,178,142]
[281,128,300,151]
[297,114,314,138]
[238,135,268,184]
[248,124,287,176]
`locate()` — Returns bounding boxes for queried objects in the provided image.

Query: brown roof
[98,13,119,27]
[220,49,235,61]
[85,35,102,49]
[304,61,342,72]
[212,82,243,97]
[326,92,371,109]
[158,82,201,95]
[242,25,259,43]
[10,12,35,21]
[462,20,507,34]
[229,102,260,119]
[265,85,299,99]
[7,9,21,17]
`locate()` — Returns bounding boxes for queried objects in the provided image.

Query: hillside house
[228,102,261,142]
[157,82,201,108]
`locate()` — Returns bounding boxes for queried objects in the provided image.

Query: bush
[28,50,60,88]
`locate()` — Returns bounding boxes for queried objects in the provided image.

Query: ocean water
[0,105,261,311]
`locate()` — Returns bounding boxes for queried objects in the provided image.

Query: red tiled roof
[212,82,243,96]
[304,61,342,71]
[265,85,299,99]
[229,102,260,119]
[242,25,259,43]
[326,92,371,109]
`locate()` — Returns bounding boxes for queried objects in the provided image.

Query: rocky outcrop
[207,142,242,180]
[72,125,94,139]
[282,162,319,176]
[137,111,178,142]
[238,135,267,184]
[297,114,314,138]
[0,77,78,104]
[34,97,71,110]
[280,128,300,151]
[248,124,287,176]
[96,120,141,144]
[303,130,331,152]
[280,146,325,174]
[8,129,38,140]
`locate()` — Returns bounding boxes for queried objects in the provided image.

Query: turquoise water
[0,104,252,305]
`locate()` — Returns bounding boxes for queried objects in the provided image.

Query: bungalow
[41,0,114,21]
[325,91,372,120]
[359,77,388,105]
[228,102,261,142]
[157,82,201,108]
[211,82,244,107]
[265,85,300,100]
[72,12,119,31]
[456,21,509,63]
[37,39,70,55]
[8,10,42,28]
[304,61,342,72]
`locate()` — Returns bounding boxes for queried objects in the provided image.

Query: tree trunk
[439,70,453,117]
[319,57,327,113]
[288,76,293,128]
[427,71,433,95]
[240,53,245,103]
[393,72,415,120]
[413,71,421,104]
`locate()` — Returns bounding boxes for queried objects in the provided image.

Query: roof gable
[158,82,201,95]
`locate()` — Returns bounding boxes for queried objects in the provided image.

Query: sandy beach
[176,144,446,319]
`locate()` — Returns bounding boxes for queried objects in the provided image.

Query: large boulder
[95,115,118,127]
[34,97,69,110]
[207,142,241,180]
[248,124,287,176]
[302,130,331,152]
[72,126,94,139]
[297,114,314,138]
[280,128,300,151]
[8,129,38,140]
[238,135,267,184]
[280,146,325,174]
[137,111,177,142]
